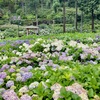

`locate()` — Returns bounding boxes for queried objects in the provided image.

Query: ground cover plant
[0,33,100,100]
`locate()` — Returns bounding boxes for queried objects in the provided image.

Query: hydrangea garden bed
[0,34,100,100]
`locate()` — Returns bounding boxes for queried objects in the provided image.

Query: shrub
[4,28,17,38]
[0,20,5,25]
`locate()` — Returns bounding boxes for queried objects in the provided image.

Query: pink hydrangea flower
[2,89,19,100]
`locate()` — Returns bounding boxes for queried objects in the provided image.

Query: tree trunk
[81,11,83,33]
[36,14,38,27]
[91,9,94,32]
[21,0,25,15]
[75,0,78,31]
[63,0,66,33]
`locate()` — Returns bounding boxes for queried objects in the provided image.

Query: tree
[0,8,3,18]
[59,0,67,33]
[79,0,100,32]
[75,0,78,31]
[29,0,40,26]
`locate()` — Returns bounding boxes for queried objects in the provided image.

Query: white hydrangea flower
[23,43,29,48]
[68,40,77,47]
[3,56,8,61]
[51,39,64,51]
[19,46,23,49]
[44,71,48,77]
[87,37,93,41]
[80,53,87,59]
[51,83,62,100]
[77,43,88,49]
[44,48,49,52]
[29,82,39,90]
[19,86,29,93]
[16,52,22,56]
[12,50,17,54]
[92,43,98,47]
[46,79,50,83]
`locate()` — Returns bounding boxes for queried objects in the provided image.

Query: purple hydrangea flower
[0,78,4,85]
[2,89,19,100]
[8,68,15,73]
[21,72,33,82]
[6,81,14,88]
[20,94,32,100]
[48,60,53,66]
[20,67,28,72]
[0,64,9,71]
[0,72,7,79]
[62,52,67,56]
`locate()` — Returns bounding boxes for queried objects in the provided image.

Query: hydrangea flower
[16,76,22,82]
[51,83,62,100]
[40,65,46,70]
[0,72,7,79]
[6,80,14,88]
[0,78,4,85]
[0,64,9,71]
[27,66,33,71]
[6,76,10,80]
[16,73,21,76]
[44,71,48,77]
[16,61,23,65]
[2,90,19,100]
[0,88,5,95]
[52,64,60,69]
[8,68,15,73]
[10,86,16,90]
[51,39,64,51]
[29,82,39,90]
[20,94,32,100]
[46,79,50,83]
[19,86,29,93]
[66,83,88,100]
[21,72,33,82]
[20,67,28,72]
[11,65,16,69]
[68,40,77,47]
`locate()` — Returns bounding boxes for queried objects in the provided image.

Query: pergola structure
[25,26,39,35]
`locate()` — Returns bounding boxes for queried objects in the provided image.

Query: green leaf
[88,88,94,97]
[60,87,67,97]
